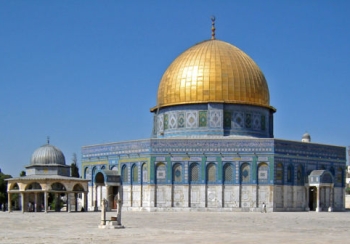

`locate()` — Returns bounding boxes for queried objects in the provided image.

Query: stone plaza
[1,211,349,243]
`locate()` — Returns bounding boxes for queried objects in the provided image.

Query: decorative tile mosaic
[199,111,207,127]
[158,114,164,132]
[178,112,185,128]
[253,113,261,130]
[186,111,198,128]
[209,110,222,128]
[233,112,244,128]
[245,113,251,128]
[164,114,168,130]
[169,112,177,129]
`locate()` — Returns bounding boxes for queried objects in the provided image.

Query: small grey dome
[30,144,66,165]
[302,133,311,143]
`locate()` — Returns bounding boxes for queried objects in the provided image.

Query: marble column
[328,186,333,212]
[8,192,12,213]
[34,193,38,212]
[84,192,88,212]
[67,193,70,213]
[44,192,48,213]
[106,186,111,211]
[21,192,25,213]
[94,185,98,211]
[316,186,321,212]
[117,187,123,226]
[74,193,78,212]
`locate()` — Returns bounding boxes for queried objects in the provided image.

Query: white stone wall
[86,184,344,212]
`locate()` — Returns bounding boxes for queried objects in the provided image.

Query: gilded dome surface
[152,39,274,111]
[30,144,66,166]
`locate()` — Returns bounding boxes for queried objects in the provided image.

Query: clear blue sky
[1,1,349,177]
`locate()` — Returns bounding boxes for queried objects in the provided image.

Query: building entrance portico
[307,170,334,212]
[93,170,122,211]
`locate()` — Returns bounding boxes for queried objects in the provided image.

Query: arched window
[258,163,268,184]
[51,182,66,191]
[122,165,128,183]
[173,163,182,183]
[92,166,97,182]
[287,165,293,183]
[296,165,304,184]
[275,163,283,183]
[207,163,216,183]
[336,167,343,185]
[132,164,138,183]
[111,166,118,173]
[190,163,200,183]
[73,184,85,192]
[142,163,148,183]
[10,183,19,190]
[240,163,250,183]
[156,163,166,184]
[84,167,90,180]
[26,182,42,190]
[223,163,234,184]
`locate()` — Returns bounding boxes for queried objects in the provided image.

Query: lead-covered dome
[151,39,274,112]
[30,143,66,165]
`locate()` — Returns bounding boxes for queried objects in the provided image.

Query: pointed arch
[131,164,138,184]
[189,163,200,183]
[172,163,183,183]
[156,162,166,184]
[223,163,234,184]
[26,182,42,190]
[296,164,304,185]
[257,162,268,184]
[121,164,128,184]
[240,163,250,183]
[287,164,293,183]
[206,163,217,183]
[276,163,284,184]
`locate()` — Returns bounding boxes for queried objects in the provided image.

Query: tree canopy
[71,153,80,178]
[0,172,12,204]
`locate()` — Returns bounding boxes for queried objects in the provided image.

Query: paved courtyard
[1,210,349,243]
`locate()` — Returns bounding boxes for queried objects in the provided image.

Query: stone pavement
[0,211,349,243]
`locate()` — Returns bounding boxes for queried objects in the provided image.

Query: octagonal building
[81,20,346,212]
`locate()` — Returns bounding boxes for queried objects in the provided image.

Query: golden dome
[151,39,275,111]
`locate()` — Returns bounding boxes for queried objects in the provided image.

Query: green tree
[0,172,12,205]
[19,171,26,177]
[71,153,80,178]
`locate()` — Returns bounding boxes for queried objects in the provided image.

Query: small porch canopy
[307,170,334,212]
[93,169,122,211]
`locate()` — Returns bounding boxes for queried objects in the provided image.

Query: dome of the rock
[152,39,274,112]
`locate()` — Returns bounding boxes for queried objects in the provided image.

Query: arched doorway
[26,182,44,212]
[309,186,317,211]
[93,170,122,211]
[50,182,67,212]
